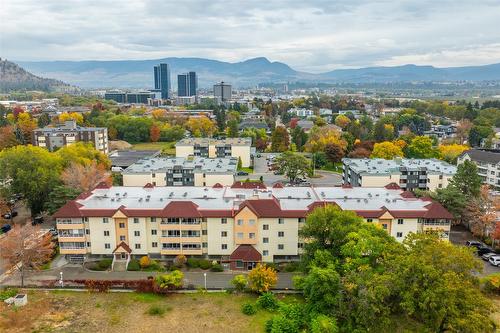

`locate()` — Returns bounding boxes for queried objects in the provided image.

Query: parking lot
[235,153,343,186]
[449,225,500,276]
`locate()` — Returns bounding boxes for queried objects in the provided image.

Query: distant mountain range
[15,57,500,89]
[0,58,73,93]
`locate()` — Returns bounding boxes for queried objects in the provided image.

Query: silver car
[489,255,500,267]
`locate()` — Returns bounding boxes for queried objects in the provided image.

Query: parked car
[466,240,483,248]
[477,246,494,256]
[488,255,500,267]
[2,211,17,219]
[1,224,11,233]
[237,171,249,176]
[482,252,498,261]
[256,153,262,158]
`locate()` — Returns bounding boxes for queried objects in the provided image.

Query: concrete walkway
[0,265,296,289]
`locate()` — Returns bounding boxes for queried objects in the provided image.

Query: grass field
[1,291,498,332]
[131,142,176,155]
[0,291,295,333]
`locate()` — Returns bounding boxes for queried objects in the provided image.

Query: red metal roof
[143,183,155,189]
[230,244,262,261]
[384,183,401,190]
[231,181,266,189]
[161,201,201,218]
[424,201,454,219]
[400,191,416,198]
[94,182,111,189]
[52,201,84,218]
[212,183,223,188]
[272,182,284,188]
[113,241,132,254]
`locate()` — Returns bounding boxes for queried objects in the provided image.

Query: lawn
[0,290,297,333]
[131,142,176,155]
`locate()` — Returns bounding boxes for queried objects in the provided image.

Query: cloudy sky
[1,0,499,72]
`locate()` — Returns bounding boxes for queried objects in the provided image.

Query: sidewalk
[0,265,296,289]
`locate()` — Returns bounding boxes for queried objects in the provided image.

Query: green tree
[291,126,308,151]
[37,113,51,127]
[227,119,239,138]
[468,125,494,147]
[0,145,63,215]
[275,151,310,183]
[431,186,467,219]
[271,126,290,152]
[450,160,482,198]
[44,185,81,214]
[405,136,437,158]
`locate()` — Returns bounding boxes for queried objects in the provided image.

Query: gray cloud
[1,0,499,72]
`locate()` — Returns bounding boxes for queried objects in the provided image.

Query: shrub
[155,270,184,290]
[174,254,187,267]
[248,264,278,293]
[139,256,151,268]
[127,259,140,271]
[231,274,248,292]
[186,258,200,268]
[270,315,299,333]
[0,288,18,301]
[199,259,212,270]
[257,292,279,311]
[146,305,171,316]
[241,302,257,315]
[264,262,280,272]
[98,259,112,270]
[482,273,500,295]
[146,260,164,272]
[283,262,300,272]
[310,314,338,333]
[210,263,223,272]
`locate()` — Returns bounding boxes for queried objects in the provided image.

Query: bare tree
[61,161,109,192]
[0,223,54,287]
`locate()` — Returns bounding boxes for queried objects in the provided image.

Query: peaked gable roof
[52,201,83,218]
[113,241,132,254]
[231,181,266,189]
[162,201,201,218]
[230,244,262,261]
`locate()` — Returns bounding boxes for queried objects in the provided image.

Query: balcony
[58,234,85,242]
[60,248,86,255]
[160,248,202,256]
[57,222,84,229]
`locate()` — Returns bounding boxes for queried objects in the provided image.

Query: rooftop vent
[183,192,187,197]
[139,198,143,202]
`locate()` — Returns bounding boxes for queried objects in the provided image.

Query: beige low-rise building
[54,182,453,267]
[342,158,456,191]
[175,137,252,168]
[122,156,237,187]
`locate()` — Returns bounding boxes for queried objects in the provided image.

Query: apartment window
[134,231,140,237]
[151,217,157,222]
[237,232,244,239]
[120,235,126,241]
[263,237,269,243]
[152,182,156,186]
[298,218,305,223]
[221,218,227,224]
[298,243,304,249]
[249,219,255,225]
[382,224,388,230]
[151,229,157,235]
[84,217,89,222]
[367,218,373,222]
[438,184,442,188]
[278,231,284,237]
[86,242,91,247]
[85,229,90,235]
[278,218,284,224]
[249,233,255,239]
[202,242,208,248]
[104,231,110,236]
[263,224,269,230]
[263,250,269,256]
[152,173,156,178]
[236,260,244,269]
[103,217,109,223]
[135,244,141,249]
[152,242,158,248]
[222,244,228,250]
[397,219,404,225]
[221,231,227,237]
[119,223,125,228]
[237,219,243,226]
[105,243,110,249]
[278,244,284,250]
[396,232,403,238]
[133,218,139,224]
[439,175,443,180]
[202,230,207,235]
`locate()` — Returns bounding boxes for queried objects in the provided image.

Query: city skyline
[1,1,499,73]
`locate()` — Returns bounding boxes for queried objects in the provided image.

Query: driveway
[236,153,343,186]
[449,225,500,276]
[0,265,296,289]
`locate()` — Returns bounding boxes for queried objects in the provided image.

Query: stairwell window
[103,218,109,223]
[120,236,125,241]
[237,219,243,226]
[397,232,403,238]
[134,231,140,237]
[151,217,156,222]
[104,231,109,236]
[221,218,227,224]
[397,219,404,225]
[105,243,110,249]
[135,244,141,249]
[278,244,284,250]
[152,242,158,248]
[151,229,157,235]
[221,231,227,237]
[119,223,125,228]
[278,218,284,224]
[278,231,284,237]
[263,224,269,230]
[222,244,227,250]
[133,218,139,224]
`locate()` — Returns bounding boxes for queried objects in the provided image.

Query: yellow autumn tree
[304,126,347,153]
[370,141,404,159]
[185,116,216,137]
[438,144,469,163]
[16,112,37,143]
[59,112,84,125]
[334,114,351,129]
[248,263,278,293]
[151,108,167,120]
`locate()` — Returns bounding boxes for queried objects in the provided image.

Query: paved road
[1,265,296,289]
[236,153,343,186]
[449,225,500,276]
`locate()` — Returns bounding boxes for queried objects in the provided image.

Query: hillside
[0,58,73,92]
[18,57,500,89]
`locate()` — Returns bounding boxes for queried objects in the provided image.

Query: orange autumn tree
[61,161,110,192]
[466,186,500,238]
[150,124,161,142]
[0,224,54,287]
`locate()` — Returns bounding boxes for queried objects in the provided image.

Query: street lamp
[203,272,207,290]
[59,271,63,288]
